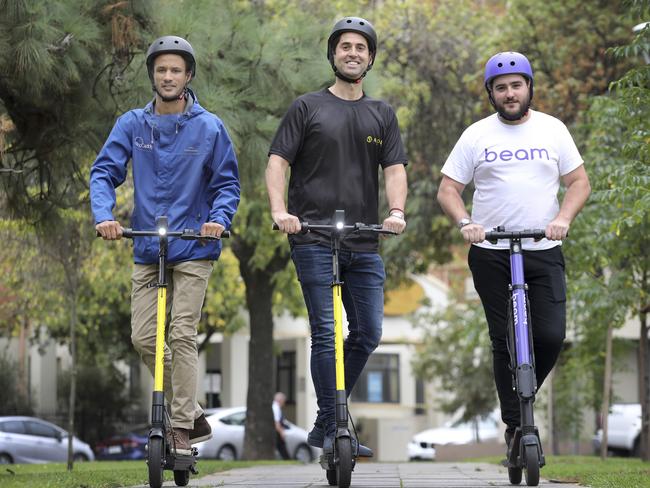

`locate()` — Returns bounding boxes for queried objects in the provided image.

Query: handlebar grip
[272,222,309,234]
[198,231,230,239]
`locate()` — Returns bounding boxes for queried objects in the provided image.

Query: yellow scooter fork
[154,286,167,392]
[333,284,345,391]
[332,280,350,433]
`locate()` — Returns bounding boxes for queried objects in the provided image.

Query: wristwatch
[458,218,472,229]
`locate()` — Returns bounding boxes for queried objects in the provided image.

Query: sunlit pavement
[132,461,584,487]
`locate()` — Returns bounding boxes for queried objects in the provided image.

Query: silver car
[195,407,319,462]
[0,416,95,464]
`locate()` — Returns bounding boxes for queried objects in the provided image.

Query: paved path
[139,462,583,487]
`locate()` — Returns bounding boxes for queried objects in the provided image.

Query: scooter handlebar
[484,228,546,243]
[272,221,397,235]
[96,228,230,239]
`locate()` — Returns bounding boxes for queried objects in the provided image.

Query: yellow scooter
[275,209,395,488]
[105,216,228,488]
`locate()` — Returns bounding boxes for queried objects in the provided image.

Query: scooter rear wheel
[508,466,522,485]
[524,444,540,486]
[174,469,190,486]
[326,468,337,486]
[336,437,352,488]
[147,437,164,488]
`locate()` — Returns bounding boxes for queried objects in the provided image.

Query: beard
[495,94,531,121]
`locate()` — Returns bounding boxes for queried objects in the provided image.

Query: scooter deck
[319,452,356,472]
[165,447,199,474]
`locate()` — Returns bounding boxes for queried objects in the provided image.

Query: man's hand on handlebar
[272,211,302,234]
[545,217,570,241]
[201,222,226,239]
[382,215,406,235]
[96,220,123,240]
[460,223,486,244]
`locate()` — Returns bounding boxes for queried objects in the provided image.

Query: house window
[351,353,399,403]
[276,351,296,403]
[415,378,425,415]
[204,369,222,408]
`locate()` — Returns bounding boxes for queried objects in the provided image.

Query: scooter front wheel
[147,437,165,488]
[336,437,352,488]
[174,469,190,486]
[524,444,540,486]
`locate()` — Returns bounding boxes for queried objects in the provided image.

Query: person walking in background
[437,51,590,453]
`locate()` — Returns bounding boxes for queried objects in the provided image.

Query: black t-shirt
[269,88,407,251]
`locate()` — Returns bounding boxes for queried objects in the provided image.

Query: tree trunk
[600,324,613,461]
[67,290,77,471]
[639,302,649,461]
[18,314,29,408]
[232,238,288,460]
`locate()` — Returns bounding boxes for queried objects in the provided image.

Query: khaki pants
[131,260,212,429]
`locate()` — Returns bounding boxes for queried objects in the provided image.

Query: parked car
[195,406,319,462]
[407,410,500,461]
[593,403,641,457]
[94,425,149,461]
[0,416,95,464]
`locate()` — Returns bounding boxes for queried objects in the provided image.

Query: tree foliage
[564,0,649,457]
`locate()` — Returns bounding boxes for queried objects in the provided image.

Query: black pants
[276,432,290,460]
[469,245,567,429]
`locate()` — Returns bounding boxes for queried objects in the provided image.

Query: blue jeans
[291,243,386,432]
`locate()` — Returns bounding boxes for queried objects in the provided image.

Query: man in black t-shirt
[265,17,408,458]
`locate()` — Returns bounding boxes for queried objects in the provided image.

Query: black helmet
[327,17,377,65]
[146,35,196,81]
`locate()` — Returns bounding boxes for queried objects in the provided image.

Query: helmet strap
[334,69,365,84]
[153,84,189,103]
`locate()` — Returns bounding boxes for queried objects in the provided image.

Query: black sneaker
[308,423,325,448]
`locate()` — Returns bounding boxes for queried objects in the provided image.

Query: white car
[593,403,641,456]
[195,406,319,462]
[0,416,95,464]
[407,411,500,461]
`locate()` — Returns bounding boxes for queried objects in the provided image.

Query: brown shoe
[189,414,212,444]
[168,427,192,456]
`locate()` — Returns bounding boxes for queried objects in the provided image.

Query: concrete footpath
[137,461,584,487]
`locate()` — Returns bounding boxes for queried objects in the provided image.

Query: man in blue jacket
[90,36,240,455]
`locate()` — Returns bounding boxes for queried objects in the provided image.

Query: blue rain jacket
[90,94,240,264]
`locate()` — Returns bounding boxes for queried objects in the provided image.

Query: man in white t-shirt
[437,52,590,450]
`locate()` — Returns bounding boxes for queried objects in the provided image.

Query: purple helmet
[484,51,533,102]
[484,51,533,86]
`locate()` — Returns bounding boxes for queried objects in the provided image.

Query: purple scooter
[484,226,547,487]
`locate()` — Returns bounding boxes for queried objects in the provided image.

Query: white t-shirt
[272,401,282,423]
[441,110,584,250]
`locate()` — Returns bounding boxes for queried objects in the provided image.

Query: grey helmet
[327,17,377,82]
[146,35,196,81]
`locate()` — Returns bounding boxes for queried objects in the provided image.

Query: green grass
[474,455,650,488]
[0,459,290,488]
